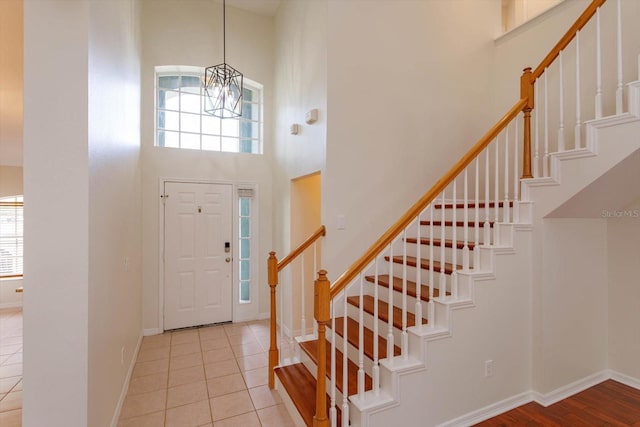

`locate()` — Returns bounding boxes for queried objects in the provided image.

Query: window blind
[0,196,24,277]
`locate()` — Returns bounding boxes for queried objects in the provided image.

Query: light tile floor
[118,319,295,427]
[0,310,296,427]
[0,307,23,427]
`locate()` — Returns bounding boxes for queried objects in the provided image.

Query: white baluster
[494,140,499,223]
[342,296,349,427]
[439,192,447,298]
[558,50,565,152]
[463,168,470,270]
[279,274,283,364]
[301,256,306,337]
[289,272,296,361]
[596,7,603,119]
[451,180,458,298]
[474,157,480,269]
[330,310,337,427]
[373,258,380,395]
[534,79,540,177]
[544,69,550,177]
[616,0,623,115]
[401,230,408,358]
[429,204,435,321]
[504,129,510,223]
[415,214,423,331]
[575,30,582,149]
[387,242,394,363]
[513,118,520,223]
[314,242,319,338]
[484,148,491,245]
[358,273,365,398]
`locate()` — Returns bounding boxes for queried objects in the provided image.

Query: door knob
[225,257,231,263]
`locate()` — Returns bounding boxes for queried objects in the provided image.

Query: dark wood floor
[475,380,640,426]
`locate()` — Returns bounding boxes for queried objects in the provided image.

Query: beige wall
[23,1,142,426]
[323,0,500,280]
[0,166,22,197]
[140,0,275,329]
[607,197,640,380]
[533,219,608,393]
[0,0,23,167]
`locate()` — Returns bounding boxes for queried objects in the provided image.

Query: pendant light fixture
[204,0,243,118]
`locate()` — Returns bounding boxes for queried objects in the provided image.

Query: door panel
[164,182,233,330]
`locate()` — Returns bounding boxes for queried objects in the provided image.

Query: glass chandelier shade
[203,0,243,119]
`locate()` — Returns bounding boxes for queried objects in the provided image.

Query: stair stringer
[521,80,640,217]
[347,222,534,427]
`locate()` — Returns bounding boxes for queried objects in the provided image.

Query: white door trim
[158,177,259,332]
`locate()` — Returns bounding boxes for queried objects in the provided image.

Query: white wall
[607,197,640,381]
[272,0,327,260]
[86,1,142,426]
[24,1,90,425]
[140,0,274,330]
[23,1,142,426]
[323,0,500,281]
[0,166,24,308]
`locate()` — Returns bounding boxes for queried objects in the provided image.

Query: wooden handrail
[278,225,326,272]
[329,98,527,298]
[532,0,606,81]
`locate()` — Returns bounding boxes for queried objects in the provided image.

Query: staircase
[268,1,640,425]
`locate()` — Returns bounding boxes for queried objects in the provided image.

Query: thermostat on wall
[305,109,318,124]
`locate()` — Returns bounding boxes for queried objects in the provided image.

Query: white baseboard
[110,331,143,427]
[531,370,609,407]
[439,370,626,426]
[436,391,532,427]
[257,312,270,320]
[609,369,640,390]
[143,328,161,336]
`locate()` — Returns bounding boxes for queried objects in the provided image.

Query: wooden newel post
[267,251,279,389]
[313,270,330,427]
[520,67,535,179]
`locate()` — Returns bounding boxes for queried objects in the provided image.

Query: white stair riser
[403,242,475,269]
[433,205,511,222]
[326,326,377,375]
[298,347,348,404]
[360,283,431,319]
[419,224,494,245]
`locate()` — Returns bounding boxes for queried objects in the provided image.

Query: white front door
[164,181,233,330]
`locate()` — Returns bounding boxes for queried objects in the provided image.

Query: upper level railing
[267,225,326,388]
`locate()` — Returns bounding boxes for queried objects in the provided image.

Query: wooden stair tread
[275,363,323,427]
[420,220,495,228]
[434,201,514,209]
[347,295,427,329]
[333,316,401,360]
[385,255,460,274]
[299,339,373,396]
[364,274,443,301]
[405,237,476,250]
